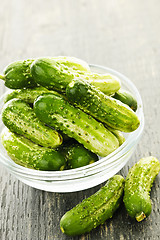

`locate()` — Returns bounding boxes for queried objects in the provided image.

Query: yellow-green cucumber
[123,156,160,222]
[52,56,90,72]
[1,128,65,171]
[33,93,119,157]
[60,175,125,236]
[66,79,140,132]
[30,57,121,94]
[106,126,125,146]
[2,98,62,148]
[79,71,121,95]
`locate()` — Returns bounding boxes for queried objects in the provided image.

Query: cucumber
[31,58,75,92]
[123,156,160,222]
[1,128,65,171]
[3,86,62,104]
[106,126,125,146]
[60,142,98,169]
[79,72,121,95]
[34,93,119,157]
[2,99,62,148]
[66,79,140,132]
[0,59,37,89]
[30,57,121,95]
[60,175,125,236]
[112,89,138,112]
[52,56,90,72]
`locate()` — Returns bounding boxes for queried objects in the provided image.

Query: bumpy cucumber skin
[2,99,62,148]
[3,86,62,104]
[79,72,121,95]
[34,93,119,157]
[2,56,89,90]
[3,86,49,103]
[3,59,37,89]
[123,156,160,221]
[52,56,90,72]
[31,57,120,95]
[66,79,140,132]
[113,89,138,112]
[31,58,75,92]
[60,175,125,236]
[1,128,65,171]
[60,142,98,169]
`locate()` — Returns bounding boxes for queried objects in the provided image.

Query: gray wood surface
[0,0,160,239]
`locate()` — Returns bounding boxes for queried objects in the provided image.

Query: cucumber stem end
[0,74,5,81]
[60,226,65,233]
[136,212,146,222]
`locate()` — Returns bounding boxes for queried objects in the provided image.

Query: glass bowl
[0,64,144,192]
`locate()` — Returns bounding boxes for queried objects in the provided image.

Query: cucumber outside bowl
[0,64,144,192]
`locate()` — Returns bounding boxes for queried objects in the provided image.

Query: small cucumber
[112,89,138,112]
[106,126,125,146]
[66,79,140,132]
[2,99,62,148]
[52,56,90,72]
[3,86,62,104]
[123,156,160,222]
[60,175,125,236]
[31,58,75,92]
[30,57,121,95]
[0,59,37,89]
[34,93,119,157]
[60,142,98,169]
[1,128,65,171]
[79,72,121,95]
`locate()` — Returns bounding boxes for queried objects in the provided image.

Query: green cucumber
[31,57,74,92]
[123,156,160,222]
[30,57,121,94]
[112,89,138,112]
[0,59,37,89]
[34,93,119,157]
[60,142,98,169]
[60,175,125,236]
[2,99,62,148]
[66,79,140,132]
[1,128,65,171]
[3,86,62,104]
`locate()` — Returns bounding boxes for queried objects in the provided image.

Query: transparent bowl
[0,64,144,192]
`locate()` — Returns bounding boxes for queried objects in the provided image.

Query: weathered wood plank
[0,0,160,239]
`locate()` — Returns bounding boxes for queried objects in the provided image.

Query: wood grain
[0,0,160,239]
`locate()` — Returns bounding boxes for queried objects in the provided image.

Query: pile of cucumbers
[0,56,140,170]
[0,57,160,236]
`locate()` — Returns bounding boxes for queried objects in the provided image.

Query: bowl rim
[0,64,144,180]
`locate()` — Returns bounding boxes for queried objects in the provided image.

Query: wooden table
[0,1,160,239]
